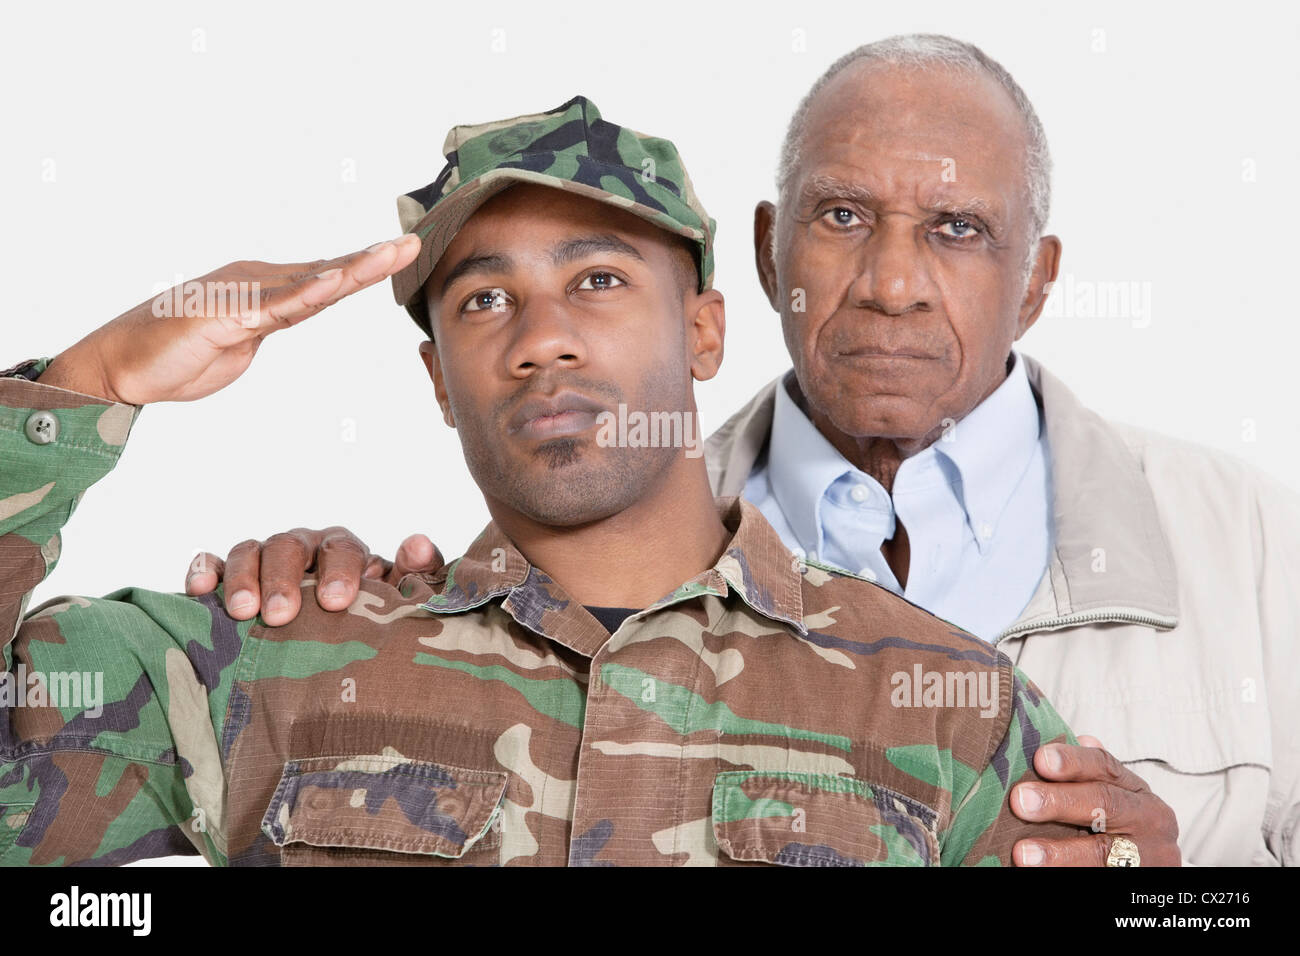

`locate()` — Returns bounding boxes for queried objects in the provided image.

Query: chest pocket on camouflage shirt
[261,754,507,866]
[711,771,940,867]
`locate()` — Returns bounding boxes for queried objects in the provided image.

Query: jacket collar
[704,353,1180,636]
[416,497,807,658]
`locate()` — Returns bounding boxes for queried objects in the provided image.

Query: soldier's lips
[516,409,600,439]
[507,391,607,440]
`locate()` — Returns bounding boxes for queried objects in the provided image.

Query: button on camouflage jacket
[0,364,1079,866]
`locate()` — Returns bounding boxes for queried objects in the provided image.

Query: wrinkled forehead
[795,60,1029,197]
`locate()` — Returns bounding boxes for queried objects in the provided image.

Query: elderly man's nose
[505,298,585,376]
[852,220,931,314]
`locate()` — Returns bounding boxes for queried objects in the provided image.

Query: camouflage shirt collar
[416,496,807,656]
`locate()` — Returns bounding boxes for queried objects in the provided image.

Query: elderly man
[189,36,1298,867]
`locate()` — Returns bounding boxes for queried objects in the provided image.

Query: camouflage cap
[390,95,716,336]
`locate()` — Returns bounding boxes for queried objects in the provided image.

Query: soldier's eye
[463,288,511,313]
[576,272,624,291]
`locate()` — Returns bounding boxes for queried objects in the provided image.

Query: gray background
[3,0,1296,864]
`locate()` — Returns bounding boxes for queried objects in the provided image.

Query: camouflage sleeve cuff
[0,358,142,538]
[0,358,49,381]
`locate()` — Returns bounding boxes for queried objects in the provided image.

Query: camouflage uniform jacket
[0,362,1079,866]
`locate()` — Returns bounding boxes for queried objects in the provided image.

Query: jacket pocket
[0,804,34,865]
[711,770,939,866]
[261,754,506,866]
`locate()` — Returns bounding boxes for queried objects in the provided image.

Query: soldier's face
[420,183,723,526]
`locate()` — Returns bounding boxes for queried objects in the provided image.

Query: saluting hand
[38,235,420,405]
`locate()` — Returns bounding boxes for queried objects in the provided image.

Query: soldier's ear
[686,288,726,384]
[418,340,455,429]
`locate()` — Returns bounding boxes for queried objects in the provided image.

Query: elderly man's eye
[463,288,511,313]
[823,207,862,227]
[576,271,624,291]
[936,218,982,240]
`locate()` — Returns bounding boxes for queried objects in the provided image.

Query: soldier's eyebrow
[440,253,513,295]
[439,235,645,297]
[550,234,645,266]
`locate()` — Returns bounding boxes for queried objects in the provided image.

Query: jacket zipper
[995,608,1178,645]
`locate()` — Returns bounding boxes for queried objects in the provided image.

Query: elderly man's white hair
[776,34,1051,283]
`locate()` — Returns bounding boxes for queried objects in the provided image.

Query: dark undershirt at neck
[584,605,641,634]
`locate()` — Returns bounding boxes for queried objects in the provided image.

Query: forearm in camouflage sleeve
[942,666,1083,865]
[0,359,139,642]
[1,367,241,865]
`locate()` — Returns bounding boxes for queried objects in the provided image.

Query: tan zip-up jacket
[705,353,1300,866]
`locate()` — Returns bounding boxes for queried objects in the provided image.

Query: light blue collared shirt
[743,351,1052,643]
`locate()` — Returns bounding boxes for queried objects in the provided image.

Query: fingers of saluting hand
[235,234,421,333]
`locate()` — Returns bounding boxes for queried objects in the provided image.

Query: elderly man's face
[758,61,1059,455]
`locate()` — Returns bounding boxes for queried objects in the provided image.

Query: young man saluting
[0,96,1078,866]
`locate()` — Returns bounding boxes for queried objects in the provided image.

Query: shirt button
[24,410,59,444]
[850,483,870,503]
[977,521,994,541]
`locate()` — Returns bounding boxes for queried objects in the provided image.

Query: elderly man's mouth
[833,349,938,361]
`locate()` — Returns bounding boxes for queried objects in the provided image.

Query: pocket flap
[261,754,507,859]
[712,771,939,866]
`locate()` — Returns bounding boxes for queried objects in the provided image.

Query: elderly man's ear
[753,201,781,312]
[418,340,456,429]
[1016,234,1063,339]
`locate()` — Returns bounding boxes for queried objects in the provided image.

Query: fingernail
[265,594,290,617]
[364,240,395,254]
[1018,786,1044,813]
[229,589,254,614]
[1043,746,1063,774]
[314,268,342,280]
[1021,843,1045,866]
[319,582,346,603]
